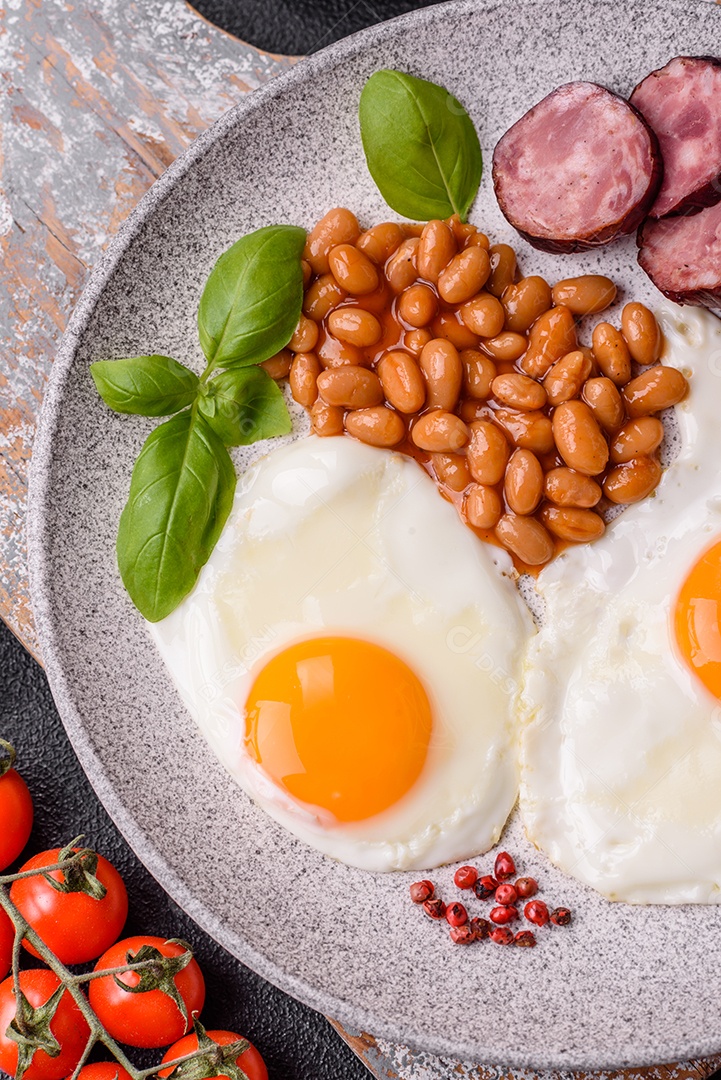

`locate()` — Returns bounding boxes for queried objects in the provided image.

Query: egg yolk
[244,636,433,823]
[675,538,721,700]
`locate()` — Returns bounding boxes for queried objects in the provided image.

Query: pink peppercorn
[490,926,514,945]
[494,851,516,881]
[409,880,434,904]
[489,904,519,925]
[524,899,550,927]
[454,865,478,890]
[550,907,572,926]
[446,902,468,928]
[472,875,498,900]
[514,930,537,948]
[423,898,446,920]
[495,883,518,906]
[449,924,475,945]
[515,876,538,899]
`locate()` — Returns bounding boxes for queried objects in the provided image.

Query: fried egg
[151,436,532,871]
[520,304,721,903]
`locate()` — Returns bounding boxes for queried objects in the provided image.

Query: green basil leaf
[198,367,292,446]
[198,225,306,370]
[117,411,236,622]
[359,69,482,222]
[90,356,200,416]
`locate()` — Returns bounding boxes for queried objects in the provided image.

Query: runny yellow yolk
[244,636,433,823]
[675,538,721,700]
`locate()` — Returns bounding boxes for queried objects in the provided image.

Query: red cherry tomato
[0,765,33,871]
[0,969,90,1080]
[89,936,206,1049]
[10,848,128,965]
[0,908,13,981]
[74,1064,134,1080]
[160,1030,268,1080]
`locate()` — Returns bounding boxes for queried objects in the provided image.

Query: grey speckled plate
[27,0,721,1070]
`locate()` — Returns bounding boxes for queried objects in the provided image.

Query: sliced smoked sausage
[492,82,662,253]
[630,56,721,219]
[638,199,721,308]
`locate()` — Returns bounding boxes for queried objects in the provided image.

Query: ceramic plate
[28,0,721,1068]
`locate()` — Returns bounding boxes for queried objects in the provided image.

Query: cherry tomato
[0,969,90,1080]
[89,936,206,1048]
[0,908,13,981]
[0,765,33,871]
[10,848,128,965]
[159,1030,268,1080]
[73,1064,134,1080]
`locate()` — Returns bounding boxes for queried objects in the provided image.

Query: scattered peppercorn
[453,865,478,890]
[472,874,498,900]
[494,851,516,881]
[445,902,468,928]
[550,906,572,926]
[470,917,491,941]
[515,876,538,899]
[490,926,514,945]
[495,883,518,906]
[409,880,434,904]
[489,904,519,925]
[449,924,475,945]
[514,930,537,948]
[423,897,447,920]
[524,899,550,927]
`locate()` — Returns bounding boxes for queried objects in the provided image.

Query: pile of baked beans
[261,208,689,568]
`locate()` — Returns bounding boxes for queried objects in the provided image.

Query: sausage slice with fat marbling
[492,82,662,253]
[638,199,721,309]
[630,56,721,219]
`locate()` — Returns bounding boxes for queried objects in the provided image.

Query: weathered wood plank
[1,4,719,1080]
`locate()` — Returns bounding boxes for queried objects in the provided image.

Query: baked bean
[401,223,424,238]
[603,456,663,504]
[459,294,506,338]
[260,349,292,379]
[404,328,432,354]
[467,421,511,485]
[304,273,346,321]
[591,322,632,385]
[551,275,617,315]
[520,306,577,378]
[317,367,383,409]
[310,399,344,437]
[419,338,463,410]
[289,313,319,353]
[447,213,477,245]
[305,208,360,275]
[465,484,502,529]
[504,449,544,515]
[328,244,379,295]
[356,222,404,264]
[386,238,420,292]
[552,400,609,476]
[540,506,605,543]
[494,409,554,454]
[411,411,470,453]
[487,244,518,297]
[465,231,490,250]
[437,247,491,304]
[492,372,547,412]
[289,352,320,407]
[301,260,312,288]
[622,365,688,417]
[398,284,438,327]
[417,220,457,283]
[582,376,625,433]
[543,350,593,407]
[461,349,496,400]
[610,416,664,464]
[377,351,426,413]
[459,400,491,424]
[621,302,662,366]
[327,307,382,348]
[502,276,552,334]
[430,311,479,350]
[316,334,366,369]
[432,452,472,492]
[481,331,528,362]
[495,514,554,566]
[344,405,405,447]
[544,467,601,508]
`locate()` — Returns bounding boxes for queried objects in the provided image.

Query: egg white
[520,304,721,903]
[150,435,533,871]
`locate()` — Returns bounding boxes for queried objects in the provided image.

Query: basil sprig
[91,225,304,623]
[359,70,482,222]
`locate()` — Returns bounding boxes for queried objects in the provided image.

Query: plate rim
[27,0,721,1069]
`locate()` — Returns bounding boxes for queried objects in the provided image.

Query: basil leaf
[117,411,236,622]
[90,356,200,416]
[198,367,292,446]
[198,225,306,370]
[359,70,482,222]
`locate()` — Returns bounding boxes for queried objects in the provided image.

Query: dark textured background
[0,3,436,1077]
